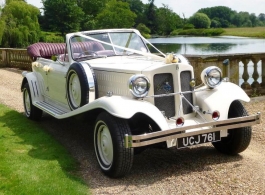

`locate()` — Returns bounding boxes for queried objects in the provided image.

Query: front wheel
[22,82,42,120]
[212,100,252,155]
[94,112,133,178]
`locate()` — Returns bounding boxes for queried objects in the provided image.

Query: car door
[47,60,69,107]
[34,62,50,98]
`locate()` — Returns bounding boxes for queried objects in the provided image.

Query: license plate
[177,131,221,148]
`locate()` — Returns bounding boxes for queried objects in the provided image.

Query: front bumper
[124,113,261,148]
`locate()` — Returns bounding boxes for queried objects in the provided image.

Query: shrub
[183,23,195,30]
[170,30,179,36]
[178,28,224,36]
[189,13,211,29]
[40,32,64,43]
[137,23,151,39]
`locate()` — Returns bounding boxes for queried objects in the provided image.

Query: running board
[35,101,69,117]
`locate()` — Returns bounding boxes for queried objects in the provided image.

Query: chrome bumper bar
[124,113,261,148]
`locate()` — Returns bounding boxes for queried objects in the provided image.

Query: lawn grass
[222,27,265,38]
[0,104,90,195]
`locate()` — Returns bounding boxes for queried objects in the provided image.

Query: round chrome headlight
[129,75,150,98]
[201,66,222,89]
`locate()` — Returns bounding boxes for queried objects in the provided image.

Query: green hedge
[170,28,225,36]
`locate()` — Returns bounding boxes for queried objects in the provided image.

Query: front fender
[61,96,169,130]
[195,82,250,120]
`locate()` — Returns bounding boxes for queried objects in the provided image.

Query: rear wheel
[22,82,42,120]
[94,112,133,178]
[212,100,252,155]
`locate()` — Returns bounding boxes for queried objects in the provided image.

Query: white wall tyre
[94,112,134,178]
[22,82,42,120]
[212,100,252,155]
[66,63,90,110]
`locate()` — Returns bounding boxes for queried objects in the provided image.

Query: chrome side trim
[80,62,96,102]
[124,113,261,148]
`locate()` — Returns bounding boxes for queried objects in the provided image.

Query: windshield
[70,32,149,61]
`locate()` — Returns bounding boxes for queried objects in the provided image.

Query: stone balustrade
[1,48,264,96]
[185,53,265,96]
[0,48,32,70]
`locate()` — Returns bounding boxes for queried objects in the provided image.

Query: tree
[124,0,146,26]
[156,4,182,35]
[5,0,25,5]
[77,0,109,30]
[145,0,157,33]
[77,0,108,16]
[258,13,265,25]
[136,23,150,38]
[0,1,40,47]
[231,13,244,27]
[236,12,252,27]
[249,13,258,27]
[42,0,84,36]
[258,13,265,22]
[0,20,5,45]
[96,1,136,29]
[189,13,211,29]
[198,6,234,27]
[211,18,221,28]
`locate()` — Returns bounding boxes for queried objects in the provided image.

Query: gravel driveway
[1,68,265,194]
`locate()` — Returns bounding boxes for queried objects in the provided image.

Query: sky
[26,0,265,17]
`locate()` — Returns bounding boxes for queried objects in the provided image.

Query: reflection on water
[149,36,265,55]
[190,43,235,53]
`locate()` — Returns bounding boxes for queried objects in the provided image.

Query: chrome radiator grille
[154,73,175,118]
[180,71,193,114]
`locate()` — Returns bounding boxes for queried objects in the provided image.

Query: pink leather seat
[27,42,105,61]
[27,43,66,61]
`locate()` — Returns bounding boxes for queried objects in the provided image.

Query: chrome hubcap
[97,123,113,167]
[69,73,81,107]
[24,89,31,115]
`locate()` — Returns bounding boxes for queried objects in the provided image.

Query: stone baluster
[251,58,260,89]
[261,58,265,89]
[229,59,240,85]
[241,59,251,89]
[0,49,7,68]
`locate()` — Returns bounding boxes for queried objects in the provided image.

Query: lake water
[148,36,265,86]
[148,36,265,55]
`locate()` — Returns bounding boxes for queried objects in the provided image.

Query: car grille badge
[156,81,172,94]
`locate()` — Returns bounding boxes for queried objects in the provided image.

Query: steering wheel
[77,50,98,58]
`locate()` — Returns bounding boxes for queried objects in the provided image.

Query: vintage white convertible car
[22,29,260,178]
